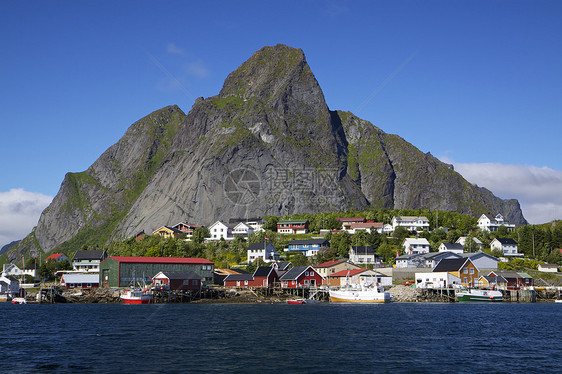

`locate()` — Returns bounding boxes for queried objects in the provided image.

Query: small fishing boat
[120,289,153,304]
[329,283,391,303]
[11,297,27,304]
[456,288,503,302]
[286,298,319,304]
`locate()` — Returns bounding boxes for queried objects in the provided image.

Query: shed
[60,273,99,289]
[152,271,202,291]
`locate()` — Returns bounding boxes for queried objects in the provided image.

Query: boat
[11,297,27,304]
[555,299,562,303]
[120,288,153,304]
[455,288,503,302]
[286,298,319,304]
[329,282,391,303]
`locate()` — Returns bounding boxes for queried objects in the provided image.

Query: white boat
[456,288,503,302]
[120,289,153,304]
[11,297,27,304]
[329,283,391,303]
[555,299,562,303]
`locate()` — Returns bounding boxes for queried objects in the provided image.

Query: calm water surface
[1,302,560,373]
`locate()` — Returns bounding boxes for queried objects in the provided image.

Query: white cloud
[185,60,210,78]
[439,158,562,225]
[167,42,186,55]
[0,189,52,248]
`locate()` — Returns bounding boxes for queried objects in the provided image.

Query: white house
[392,216,430,232]
[477,214,516,232]
[456,236,483,251]
[382,224,394,235]
[438,242,464,254]
[1,263,37,279]
[490,238,523,257]
[340,269,392,287]
[346,222,383,234]
[246,220,265,233]
[0,275,20,294]
[232,222,254,237]
[537,264,558,273]
[208,221,234,241]
[396,252,460,269]
[247,242,279,263]
[415,272,461,289]
[402,238,430,255]
[349,246,383,266]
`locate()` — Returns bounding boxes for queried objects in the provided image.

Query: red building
[223,273,254,288]
[277,220,309,234]
[250,267,279,288]
[152,271,202,291]
[279,266,322,288]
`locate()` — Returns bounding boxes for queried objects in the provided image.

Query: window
[305,271,309,276]
[244,280,248,285]
[463,277,468,283]
[469,268,474,275]
[463,268,468,274]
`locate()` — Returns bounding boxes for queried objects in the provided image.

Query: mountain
[8,44,526,260]
[1,240,20,256]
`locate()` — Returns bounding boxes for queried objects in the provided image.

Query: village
[1,213,561,304]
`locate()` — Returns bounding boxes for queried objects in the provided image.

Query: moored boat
[286,298,319,304]
[329,283,391,303]
[11,297,27,304]
[120,289,153,304]
[456,288,503,302]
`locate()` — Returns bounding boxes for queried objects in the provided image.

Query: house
[172,222,201,240]
[277,219,309,234]
[72,250,108,272]
[402,238,430,255]
[391,216,430,232]
[60,273,99,289]
[251,266,279,288]
[438,242,464,254]
[432,258,479,287]
[314,259,359,282]
[99,256,214,287]
[346,222,384,234]
[2,263,37,279]
[487,271,534,289]
[152,271,202,291]
[336,217,366,230]
[456,236,483,251]
[223,273,254,288]
[477,214,516,232]
[415,272,461,289]
[247,242,279,263]
[208,221,234,241]
[477,275,508,289]
[279,266,323,288]
[0,275,19,294]
[271,262,292,278]
[153,226,184,239]
[382,224,394,235]
[396,252,461,269]
[213,268,250,286]
[44,253,70,263]
[286,239,330,257]
[327,268,392,287]
[232,222,254,237]
[537,264,558,273]
[135,231,146,242]
[490,238,523,257]
[458,252,499,270]
[349,246,382,266]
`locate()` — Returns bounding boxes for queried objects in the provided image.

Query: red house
[250,267,279,288]
[223,273,254,288]
[279,266,322,288]
[277,220,309,234]
[152,271,202,291]
[336,217,366,229]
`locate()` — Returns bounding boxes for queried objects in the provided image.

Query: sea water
[1,302,560,373]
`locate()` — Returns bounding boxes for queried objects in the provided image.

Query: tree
[289,253,308,267]
[192,227,210,244]
[392,227,409,244]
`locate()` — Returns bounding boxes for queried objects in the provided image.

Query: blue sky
[1,1,562,246]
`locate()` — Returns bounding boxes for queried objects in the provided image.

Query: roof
[458,251,499,261]
[328,268,368,277]
[403,238,430,245]
[278,220,308,224]
[433,258,472,272]
[247,242,275,251]
[154,271,202,280]
[279,266,314,281]
[394,216,429,222]
[480,275,507,283]
[350,245,375,255]
[253,267,274,278]
[61,273,99,283]
[45,253,65,261]
[224,273,254,282]
[272,261,291,271]
[315,259,346,268]
[106,256,213,265]
[288,239,329,246]
[440,243,465,251]
[494,238,518,245]
[349,222,383,229]
[73,250,106,261]
[336,217,366,222]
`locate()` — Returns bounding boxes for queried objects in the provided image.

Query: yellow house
[314,260,360,286]
[433,258,479,287]
[153,226,183,239]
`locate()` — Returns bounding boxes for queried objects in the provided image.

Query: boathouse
[99,256,214,288]
[152,271,202,291]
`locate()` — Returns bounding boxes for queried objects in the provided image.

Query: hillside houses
[477,214,515,232]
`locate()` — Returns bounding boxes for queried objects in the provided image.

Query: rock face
[10,44,526,258]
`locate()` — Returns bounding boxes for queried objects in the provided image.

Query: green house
[99,256,214,287]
